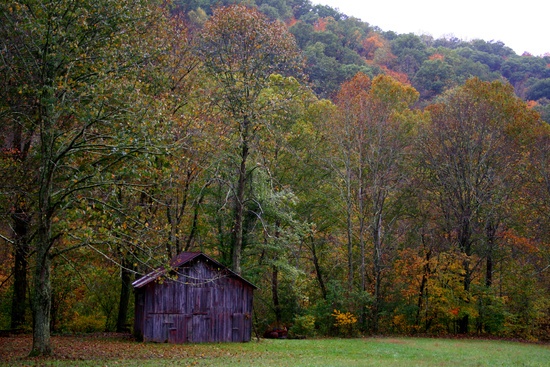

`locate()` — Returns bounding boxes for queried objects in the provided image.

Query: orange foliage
[362,34,385,59]
[286,17,298,27]
[380,66,410,85]
[502,229,539,254]
[429,53,445,61]
[314,17,328,32]
[1,147,22,157]
[449,307,460,317]
[526,100,538,109]
[335,71,371,105]
[393,248,428,300]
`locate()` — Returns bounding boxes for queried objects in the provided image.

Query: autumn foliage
[1,2,549,357]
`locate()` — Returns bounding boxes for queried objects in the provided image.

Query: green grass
[3,337,550,367]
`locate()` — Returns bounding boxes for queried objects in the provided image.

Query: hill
[177,0,550,121]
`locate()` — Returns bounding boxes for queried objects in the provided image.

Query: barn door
[190,286,212,343]
[168,315,190,344]
[145,314,193,343]
[232,313,244,342]
[191,314,211,343]
[145,314,175,343]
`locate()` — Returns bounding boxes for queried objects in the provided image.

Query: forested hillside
[178,0,550,120]
[1,0,549,355]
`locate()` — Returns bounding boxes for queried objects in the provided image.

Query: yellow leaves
[332,310,357,337]
[332,309,357,326]
[371,74,419,108]
[7,2,22,14]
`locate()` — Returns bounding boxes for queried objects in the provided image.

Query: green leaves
[197,4,303,113]
[0,0,174,354]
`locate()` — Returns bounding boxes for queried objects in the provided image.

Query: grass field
[1,335,549,367]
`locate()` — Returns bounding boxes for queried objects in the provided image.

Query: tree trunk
[458,314,469,334]
[372,211,383,333]
[358,180,368,330]
[272,264,281,324]
[310,237,326,299]
[415,247,431,331]
[30,224,53,356]
[457,213,473,334]
[31,89,55,356]
[185,194,204,252]
[231,118,250,274]
[486,254,493,288]
[116,259,132,333]
[346,208,353,293]
[485,222,497,287]
[346,163,353,293]
[10,208,30,331]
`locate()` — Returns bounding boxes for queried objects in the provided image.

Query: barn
[132,252,256,343]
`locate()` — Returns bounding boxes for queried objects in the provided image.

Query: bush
[475,291,507,334]
[290,314,316,338]
[332,309,358,337]
[66,314,106,333]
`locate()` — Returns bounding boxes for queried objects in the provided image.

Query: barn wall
[138,258,254,343]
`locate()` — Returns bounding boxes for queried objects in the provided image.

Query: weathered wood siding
[134,258,254,343]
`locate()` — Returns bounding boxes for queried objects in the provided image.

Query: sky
[310,0,549,56]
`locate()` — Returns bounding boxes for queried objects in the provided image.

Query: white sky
[310,0,549,56]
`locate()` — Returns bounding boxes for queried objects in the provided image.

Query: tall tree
[0,0,168,355]
[333,73,419,331]
[331,74,369,293]
[0,0,41,331]
[196,4,303,273]
[253,75,321,325]
[420,78,539,333]
[0,75,34,332]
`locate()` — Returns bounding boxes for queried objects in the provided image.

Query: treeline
[0,0,549,356]
[176,0,550,120]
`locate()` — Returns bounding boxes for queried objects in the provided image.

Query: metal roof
[132,252,257,289]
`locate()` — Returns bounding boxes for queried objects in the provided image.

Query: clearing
[1,333,549,366]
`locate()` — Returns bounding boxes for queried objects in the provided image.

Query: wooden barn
[132,252,256,343]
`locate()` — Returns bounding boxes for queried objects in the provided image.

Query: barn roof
[132,252,257,289]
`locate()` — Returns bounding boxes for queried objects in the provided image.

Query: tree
[0,0,169,355]
[419,78,539,333]
[526,78,550,101]
[391,33,429,77]
[0,19,36,331]
[332,73,420,331]
[196,4,303,274]
[413,59,454,100]
[331,73,372,294]
[1,7,38,331]
[290,97,339,304]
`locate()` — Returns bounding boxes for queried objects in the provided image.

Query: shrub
[66,314,106,333]
[332,309,357,337]
[290,314,316,337]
